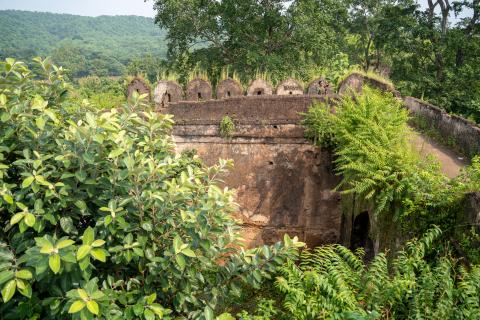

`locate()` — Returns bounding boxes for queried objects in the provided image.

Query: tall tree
[152,0,348,80]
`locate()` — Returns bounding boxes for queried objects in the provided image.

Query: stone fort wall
[126,73,480,249]
[168,95,342,248]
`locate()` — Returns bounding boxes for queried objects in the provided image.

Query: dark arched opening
[197,92,202,100]
[350,212,374,261]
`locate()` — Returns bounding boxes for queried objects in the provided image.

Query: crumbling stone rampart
[152,73,479,249]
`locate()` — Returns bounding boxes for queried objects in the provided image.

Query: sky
[0,0,156,17]
[0,0,472,20]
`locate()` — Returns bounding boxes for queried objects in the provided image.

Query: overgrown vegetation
[219,116,235,139]
[0,58,303,319]
[303,87,480,261]
[241,227,480,319]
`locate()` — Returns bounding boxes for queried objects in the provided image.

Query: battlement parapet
[165,94,338,126]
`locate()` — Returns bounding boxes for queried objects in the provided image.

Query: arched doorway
[350,212,374,261]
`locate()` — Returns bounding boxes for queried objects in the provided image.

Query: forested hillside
[0,10,167,77]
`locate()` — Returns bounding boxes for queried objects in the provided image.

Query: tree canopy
[153,0,480,121]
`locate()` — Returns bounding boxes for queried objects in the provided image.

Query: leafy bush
[303,88,446,217]
[0,58,303,319]
[302,87,480,259]
[219,116,235,139]
[241,227,480,319]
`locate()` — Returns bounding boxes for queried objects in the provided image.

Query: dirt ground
[410,130,469,179]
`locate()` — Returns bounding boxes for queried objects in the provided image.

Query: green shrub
[302,87,480,257]
[219,116,235,138]
[0,58,303,319]
[242,227,480,319]
[303,87,444,217]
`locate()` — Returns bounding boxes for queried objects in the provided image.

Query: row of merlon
[126,77,333,106]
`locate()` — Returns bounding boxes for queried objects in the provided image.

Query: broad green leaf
[82,227,94,245]
[85,112,96,127]
[0,112,10,122]
[78,256,90,271]
[252,270,262,282]
[91,239,105,247]
[133,303,144,316]
[3,194,13,205]
[90,249,107,262]
[24,213,36,227]
[68,300,86,314]
[173,235,183,254]
[61,252,77,263]
[144,309,155,320]
[146,293,156,304]
[75,171,87,182]
[182,248,196,258]
[57,239,75,249]
[49,253,61,274]
[82,152,95,164]
[40,242,54,254]
[18,283,32,298]
[150,304,164,317]
[104,215,112,226]
[21,176,35,188]
[217,313,235,320]
[60,217,75,234]
[0,271,14,286]
[77,245,91,261]
[36,117,46,130]
[31,95,47,110]
[141,222,153,232]
[132,247,144,257]
[90,291,105,300]
[108,148,124,158]
[78,289,89,300]
[204,306,214,320]
[15,270,32,280]
[175,254,186,271]
[86,300,99,315]
[15,278,25,290]
[44,109,58,123]
[10,213,25,225]
[1,279,16,302]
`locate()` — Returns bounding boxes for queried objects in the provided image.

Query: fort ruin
[139,74,480,252]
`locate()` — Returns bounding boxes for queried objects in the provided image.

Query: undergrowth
[241,227,480,319]
[303,87,480,261]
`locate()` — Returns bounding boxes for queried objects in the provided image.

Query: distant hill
[0,10,167,77]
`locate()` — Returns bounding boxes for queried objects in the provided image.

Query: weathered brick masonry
[165,95,343,248]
